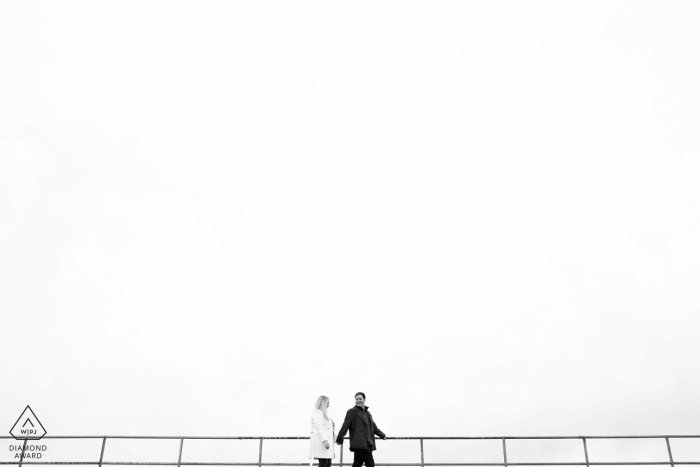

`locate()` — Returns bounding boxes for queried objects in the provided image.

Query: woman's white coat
[309,409,335,459]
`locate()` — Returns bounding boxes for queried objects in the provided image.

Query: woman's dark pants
[317,459,332,467]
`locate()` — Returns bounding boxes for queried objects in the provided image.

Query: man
[335,392,387,467]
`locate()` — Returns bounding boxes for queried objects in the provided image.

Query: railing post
[177,439,184,467]
[98,437,107,467]
[582,437,590,467]
[502,438,508,467]
[17,439,28,467]
[258,438,263,467]
[666,438,675,467]
[420,438,425,467]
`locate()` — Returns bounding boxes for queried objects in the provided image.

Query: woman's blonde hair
[313,395,330,420]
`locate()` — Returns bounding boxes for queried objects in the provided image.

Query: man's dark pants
[351,449,374,467]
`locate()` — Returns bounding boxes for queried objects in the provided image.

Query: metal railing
[3,435,700,467]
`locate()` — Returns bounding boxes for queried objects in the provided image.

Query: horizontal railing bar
[5,464,700,467]
[3,436,700,440]
[5,463,700,466]
[7,436,700,467]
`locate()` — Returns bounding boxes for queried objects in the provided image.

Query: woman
[309,395,335,467]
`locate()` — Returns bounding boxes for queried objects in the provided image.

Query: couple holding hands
[309,392,387,467]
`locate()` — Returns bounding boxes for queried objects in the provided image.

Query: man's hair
[355,392,366,400]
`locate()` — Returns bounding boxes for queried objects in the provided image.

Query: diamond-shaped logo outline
[10,406,46,440]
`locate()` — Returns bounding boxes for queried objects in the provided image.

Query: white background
[1,0,699,455]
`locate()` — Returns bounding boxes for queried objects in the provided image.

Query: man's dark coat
[335,405,386,452]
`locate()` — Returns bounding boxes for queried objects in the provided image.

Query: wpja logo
[9,406,47,459]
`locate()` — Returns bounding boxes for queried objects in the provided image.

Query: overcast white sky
[1,1,700,460]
